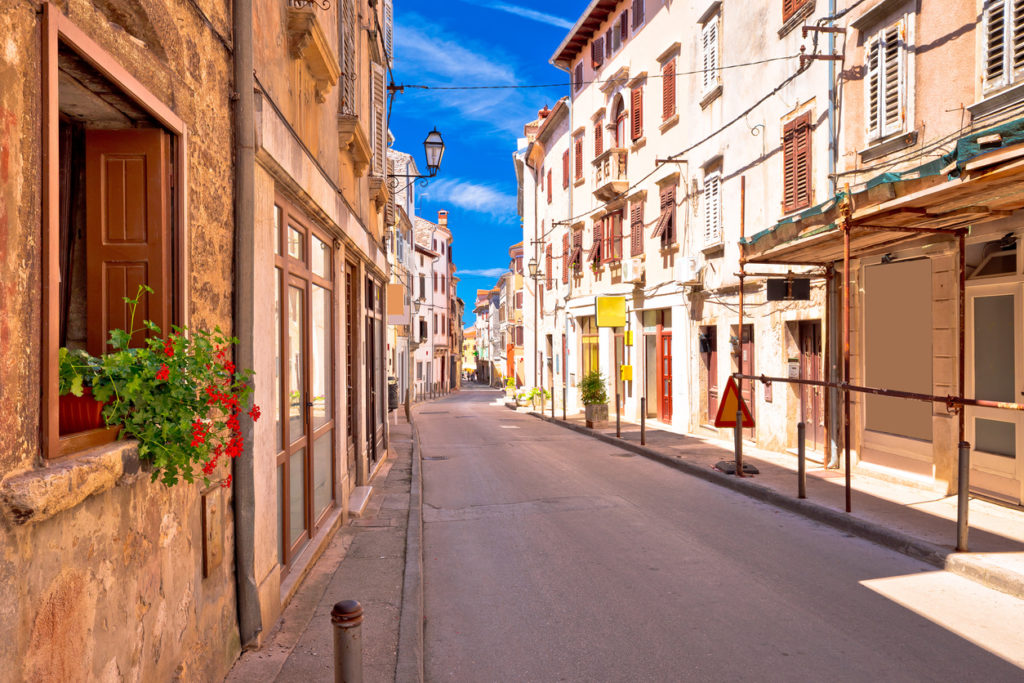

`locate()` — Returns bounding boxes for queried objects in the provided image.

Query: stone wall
[0,0,240,679]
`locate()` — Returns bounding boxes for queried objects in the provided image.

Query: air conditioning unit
[622,257,645,284]
[677,256,701,285]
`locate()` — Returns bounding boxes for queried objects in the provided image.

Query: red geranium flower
[155,363,170,381]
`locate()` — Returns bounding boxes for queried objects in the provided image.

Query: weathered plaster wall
[0,1,239,679]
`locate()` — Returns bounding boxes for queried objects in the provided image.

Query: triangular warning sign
[714,377,755,428]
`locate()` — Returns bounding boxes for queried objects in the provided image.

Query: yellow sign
[620,365,633,381]
[595,296,626,327]
[624,330,633,345]
[714,377,755,428]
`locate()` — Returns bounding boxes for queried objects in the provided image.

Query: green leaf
[70,374,84,397]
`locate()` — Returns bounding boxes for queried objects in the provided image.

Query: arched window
[613,97,627,147]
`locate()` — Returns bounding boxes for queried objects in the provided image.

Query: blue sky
[388,0,577,326]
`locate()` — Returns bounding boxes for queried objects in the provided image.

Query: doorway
[701,326,718,424]
[732,324,754,441]
[799,321,825,451]
[967,285,1023,505]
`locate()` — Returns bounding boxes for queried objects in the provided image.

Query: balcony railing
[593,148,628,201]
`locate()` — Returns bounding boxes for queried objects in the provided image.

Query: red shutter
[546,245,553,289]
[631,87,643,141]
[592,37,604,68]
[547,170,552,203]
[662,59,676,120]
[85,129,170,354]
[562,233,570,283]
[782,112,812,213]
[630,201,644,256]
[594,121,603,156]
[632,0,644,28]
[660,184,676,244]
[782,0,811,23]
[574,135,583,179]
[621,10,629,41]
[562,150,569,188]
[606,31,613,59]
[574,63,584,92]
[591,219,603,263]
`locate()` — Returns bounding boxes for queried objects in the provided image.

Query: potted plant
[527,387,550,410]
[58,347,106,434]
[58,285,260,488]
[579,370,609,428]
[504,377,516,399]
[515,389,531,407]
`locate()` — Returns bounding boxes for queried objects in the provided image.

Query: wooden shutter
[662,59,676,120]
[783,113,812,213]
[881,21,906,137]
[630,87,643,141]
[85,128,170,354]
[632,0,644,28]
[562,150,569,188]
[703,174,720,246]
[1014,0,1024,75]
[592,37,604,68]
[372,62,387,175]
[546,244,553,289]
[574,63,584,92]
[702,19,718,93]
[562,233,570,283]
[594,120,603,156]
[341,0,357,113]
[782,0,811,23]
[573,229,583,271]
[547,170,552,203]
[661,184,676,244]
[630,201,644,255]
[611,212,623,260]
[383,0,394,63]
[986,0,1008,89]
[866,37,881,139]
[589,219,603,262]
[621,11,629,41]
[574,135,583,179]
[606,30,613,58]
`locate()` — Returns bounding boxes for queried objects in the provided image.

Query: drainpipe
[826,0,841,468]
[232,0,263,648]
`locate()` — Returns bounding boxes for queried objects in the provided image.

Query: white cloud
[463,1,574,29]
[458,267,510,277]
[421,178,517,218]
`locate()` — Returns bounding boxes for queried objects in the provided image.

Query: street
[418,389,1024,682]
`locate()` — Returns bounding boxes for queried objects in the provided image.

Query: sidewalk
[226,412,422,682]
[525,408,1024,600]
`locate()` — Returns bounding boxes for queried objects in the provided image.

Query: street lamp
[388,128,446,189]
[527,257,540,279]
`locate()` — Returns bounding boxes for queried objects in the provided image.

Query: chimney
[438,210,448,228]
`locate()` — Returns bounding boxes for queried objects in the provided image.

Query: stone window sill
[700,85,723,110]
[968,82,1024,120]
[659,114,680,133]
[574,177,586,188]
[630,136,647,152]
[859,130,918,163]
[702,242,725,256]
[778,1,815,39]
[0,439,143,526]
[659,242,680,255]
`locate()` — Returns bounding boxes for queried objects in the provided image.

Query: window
[515,326,524,347]
[630,200,644,256]
[417,361,422,380]
[662,59,676,120]
[433,272,437,291]
[782,0,812,24]
[703,172,722,246]
[547,169,553,203]
[588,220,603,263]
[594,119,604,157]
[701,16,720,95]
[651,183,676,247]
[602,211,623,263]
[782,112,812,213]
[419,274,425,299]
[562,233,570,283]
[574,133,584,180]
[632,0,645,30]
[571,229,583,274]
[592,36,605,69]
[539,164,544,191]
[515,291,523,309]
[562,150,570,188]
[630,87,643,141]
[614,98,627,146]
[546,244,553,289]
[984,0,1024,92]
[866,20,907,140]
[574,62,584,92]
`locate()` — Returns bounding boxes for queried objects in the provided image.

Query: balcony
[592,148,628,202]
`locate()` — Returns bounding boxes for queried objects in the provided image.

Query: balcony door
[275,198,337,570]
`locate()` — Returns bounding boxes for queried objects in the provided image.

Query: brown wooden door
[799,321,825,450]
[738,325,754,441]
[658,328,673,423]
[345,262,358,477]
[85,129,170,353]
[704,327,718,423]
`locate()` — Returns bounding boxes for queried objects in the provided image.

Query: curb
[528,411,1024,600]
[394,418,424,683]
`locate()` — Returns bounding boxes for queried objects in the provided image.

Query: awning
[743,118,1024,264]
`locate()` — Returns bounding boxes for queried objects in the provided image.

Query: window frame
[703,171,722,247]
[983,0,1024,93]
[865,18,908,142]
[782,112,813,214]
[700,15,721,96]
[42,5,189,460]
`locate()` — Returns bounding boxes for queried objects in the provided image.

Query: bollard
[331,600,363,683]
[956,441,970,552]
[734,407,744,477]
[616,394,621,438]
[640,398,646,446]
[797,422,806,499]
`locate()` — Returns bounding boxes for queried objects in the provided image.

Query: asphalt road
[418,388,1024,682]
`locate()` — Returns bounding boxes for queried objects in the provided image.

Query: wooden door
[345,262,358,478]
[704,327,718,423]
[658,328,673,423]
[799,321,825,450]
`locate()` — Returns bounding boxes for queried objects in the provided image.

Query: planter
[59,388,106,435]
[584,403,608,428]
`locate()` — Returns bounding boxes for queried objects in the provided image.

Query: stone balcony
[593,148,628,202]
